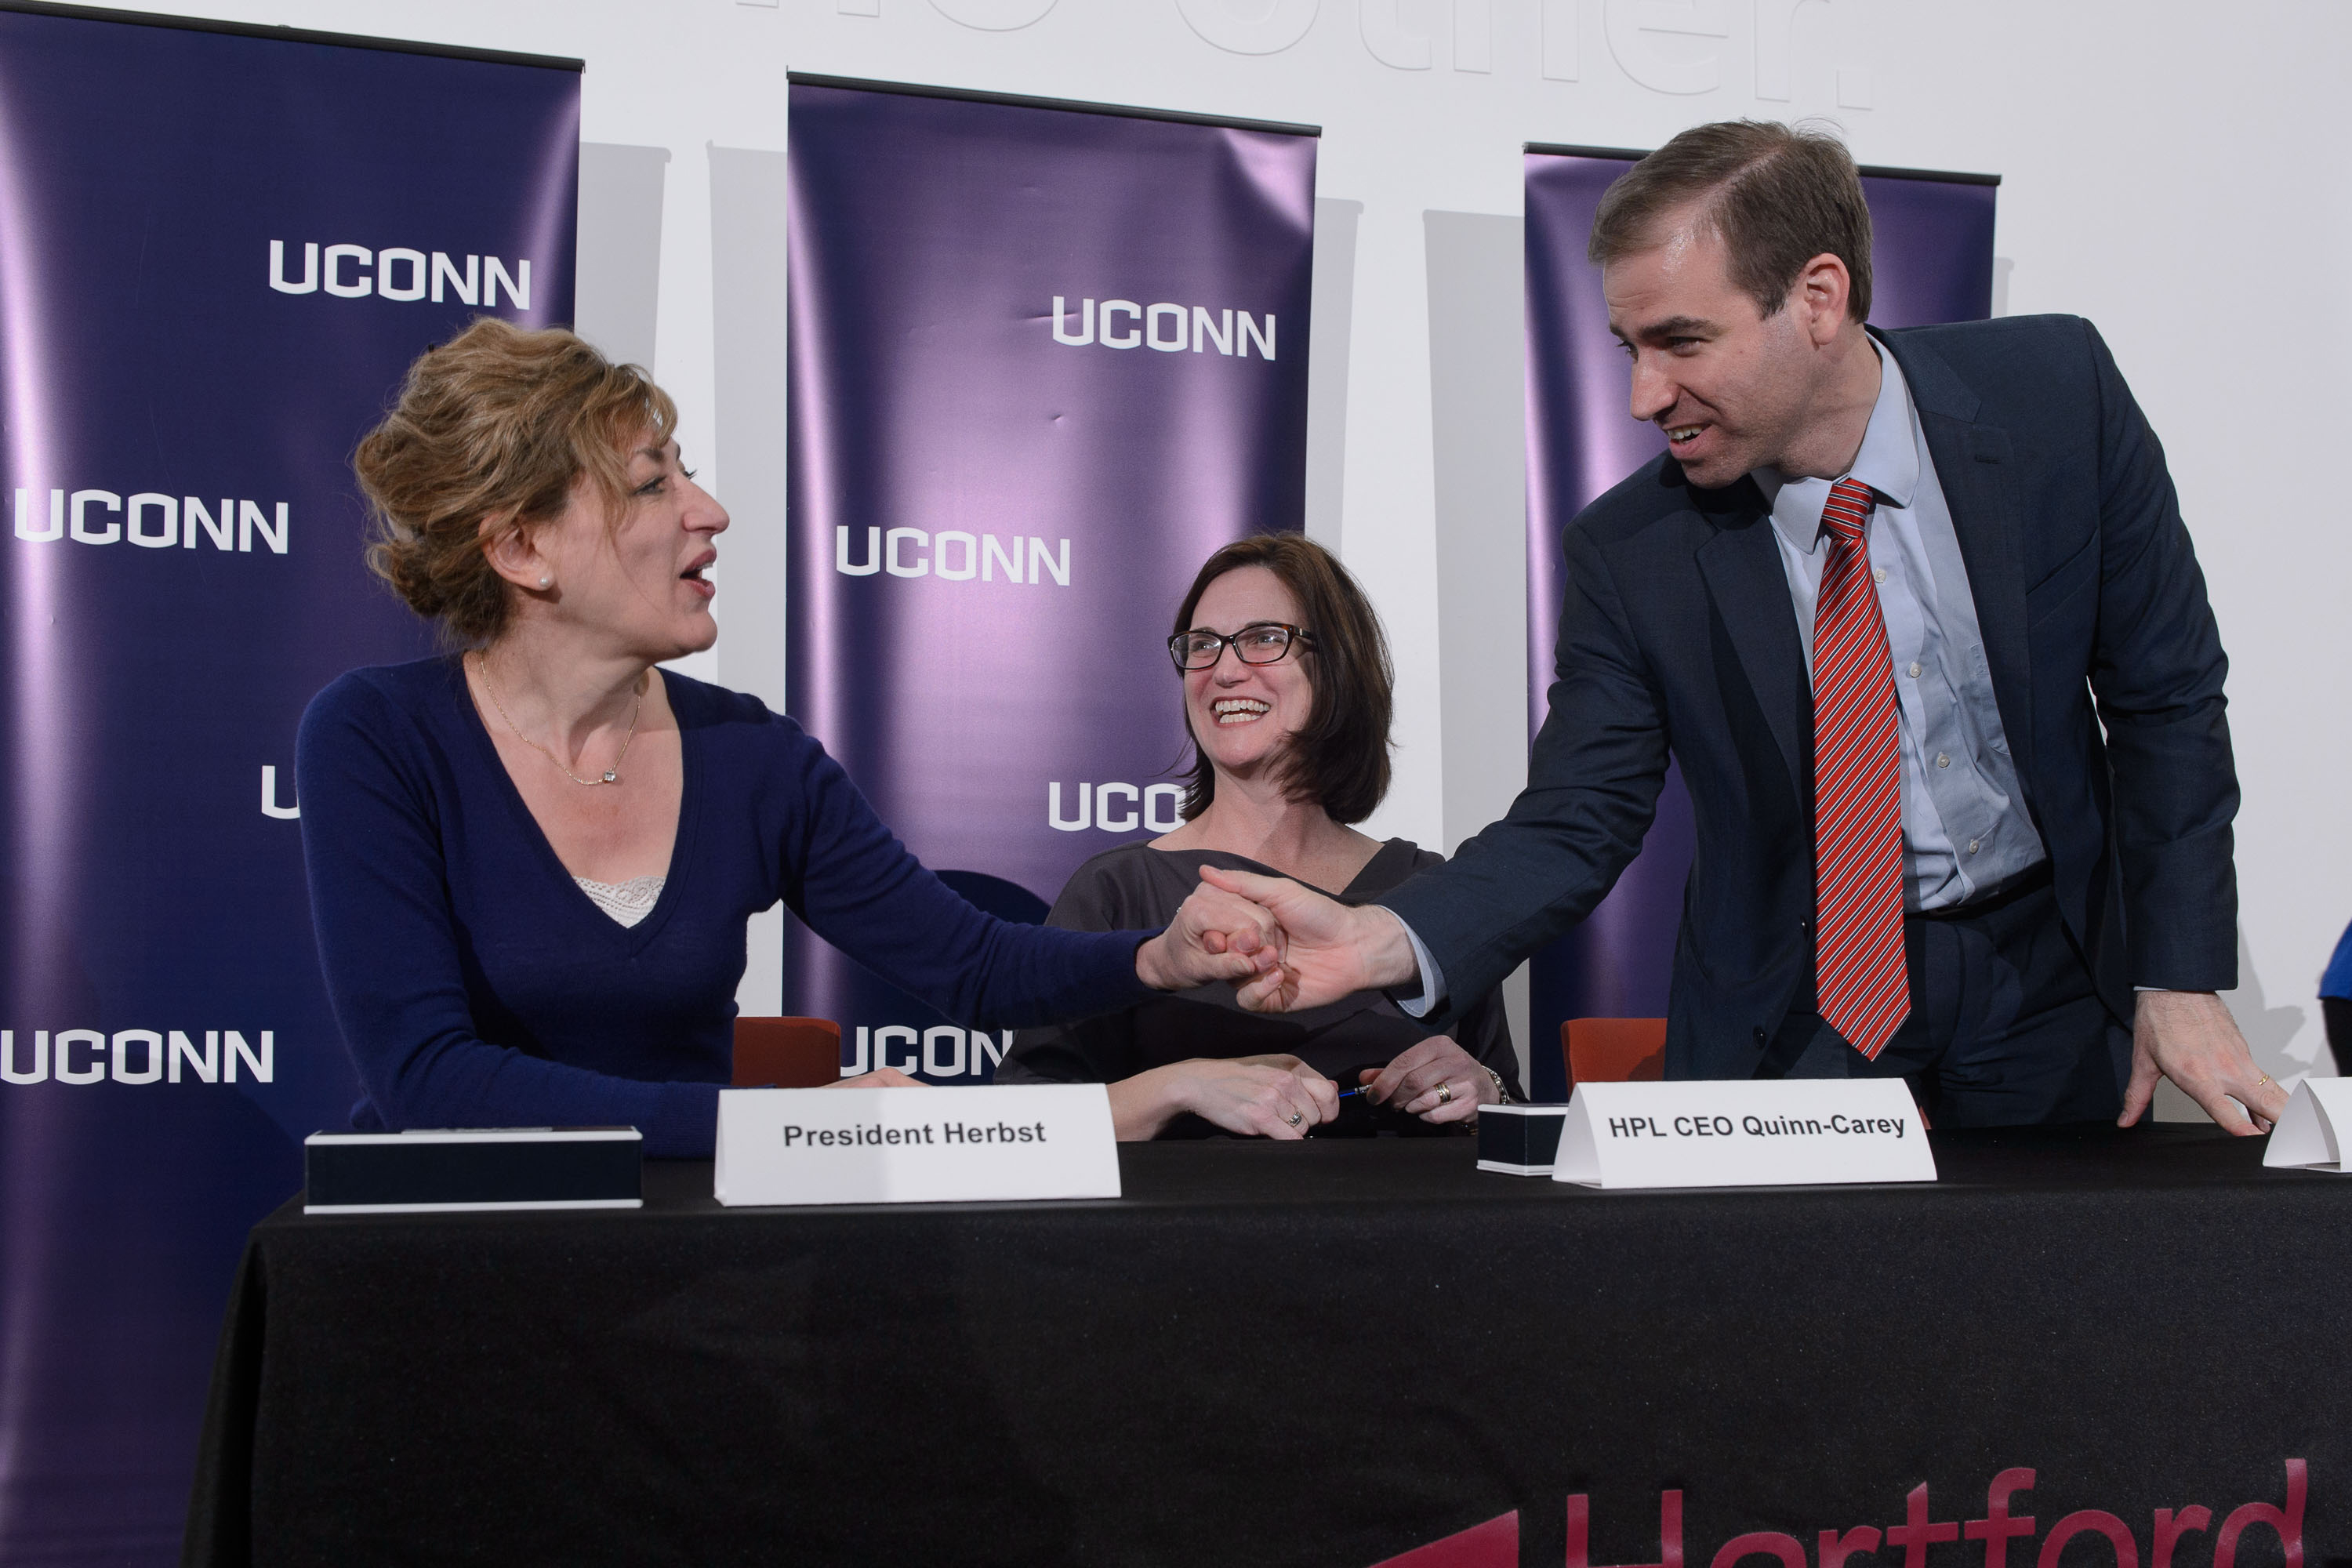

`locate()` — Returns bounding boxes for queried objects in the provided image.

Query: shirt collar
[1755,341,1922,557]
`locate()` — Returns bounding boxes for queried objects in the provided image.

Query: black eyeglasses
[1168,622,1316,671]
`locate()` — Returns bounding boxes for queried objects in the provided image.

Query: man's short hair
[1588,119,1873,322]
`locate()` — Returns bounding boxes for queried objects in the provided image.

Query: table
[185,1126,2350,1567]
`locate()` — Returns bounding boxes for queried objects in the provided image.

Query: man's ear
[477,514,544,590]
[1792,252,1853,346]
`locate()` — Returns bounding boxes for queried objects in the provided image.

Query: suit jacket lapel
[1695,490,1809,797]
[1889,328,2041,809]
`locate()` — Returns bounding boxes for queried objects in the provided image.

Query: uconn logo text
[1051,296,1276,358]
[835,527,1070,585]
[270,240,533,308]
[848,1025,1014,1080]
[2,1029,274,1085]
[13,487,289,553]
[1050,781,1186,833]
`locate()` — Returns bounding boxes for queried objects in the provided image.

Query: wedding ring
[1435,1080,1454,1105]
[1285,1110,1304,1127]
[2253,1073,2274,1089]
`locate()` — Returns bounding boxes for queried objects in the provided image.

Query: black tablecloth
[185,1126,2350,1567]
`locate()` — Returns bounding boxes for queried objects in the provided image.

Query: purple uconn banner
[0,5,576,1557]
[1521,145,1998,1102]
[785,78,1316,1082]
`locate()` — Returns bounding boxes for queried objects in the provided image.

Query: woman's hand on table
[827,1068,925,1089]
[1135,877,1286,991]
[1362,1036,1499,1125]
[1108,1054,1337,1141]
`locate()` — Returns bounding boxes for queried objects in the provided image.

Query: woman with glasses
[294,321,1279,1156]
[996,533,1520,1138]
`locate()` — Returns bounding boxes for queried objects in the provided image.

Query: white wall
[124,0,2352,1083]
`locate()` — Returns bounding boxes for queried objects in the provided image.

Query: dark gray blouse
[996,840,1520,1131]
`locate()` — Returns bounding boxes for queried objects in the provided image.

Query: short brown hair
[1171,533,1393,826]
[354,318,677,645]
[1588,119,1873,322]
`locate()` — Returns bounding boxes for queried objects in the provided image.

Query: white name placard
[713,1083,1120,1207]
[1551,1079,1935,1189]
[2261,1078,2352,1174]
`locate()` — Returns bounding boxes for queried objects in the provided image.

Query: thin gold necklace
[471,651,643,786]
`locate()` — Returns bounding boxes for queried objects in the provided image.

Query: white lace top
[575,874,666,928]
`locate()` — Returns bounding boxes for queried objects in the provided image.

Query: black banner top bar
[0,0,582,70]
[789,71,1319,139]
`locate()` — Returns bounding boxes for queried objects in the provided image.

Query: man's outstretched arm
[1377,521,1674,1019]
[1212,519,1672,1018]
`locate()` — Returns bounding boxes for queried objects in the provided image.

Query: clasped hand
[1134,878,1287,991]
[1192,865,1419,1011]
[1137,865,1419,1011]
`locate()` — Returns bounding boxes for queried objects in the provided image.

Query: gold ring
[2253,1073,2274,1089]
[1435,1080,1454,1105]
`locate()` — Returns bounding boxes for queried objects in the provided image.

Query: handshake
[1133,867,1425,1012]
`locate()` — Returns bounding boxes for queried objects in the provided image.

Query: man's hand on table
[1195,866,1420,1012]
[2121,989,2288,1134]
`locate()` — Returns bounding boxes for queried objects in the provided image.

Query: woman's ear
[477,514,547,592]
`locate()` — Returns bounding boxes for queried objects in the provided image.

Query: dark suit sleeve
[1379,522,1671,1022]
[2078,319,2239,989]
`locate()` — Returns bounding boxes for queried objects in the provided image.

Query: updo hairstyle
[1171,532,1395,826]
[354,318,677,645]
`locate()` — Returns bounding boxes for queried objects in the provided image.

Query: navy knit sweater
[296,656,1153,1156]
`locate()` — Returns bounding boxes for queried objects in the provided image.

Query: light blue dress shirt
[1755,344,2045,913]
[1392,343,2048,1018]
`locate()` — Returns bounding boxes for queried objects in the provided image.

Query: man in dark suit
[1206,120,2281,1131]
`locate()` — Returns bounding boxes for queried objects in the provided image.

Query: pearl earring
[538,575,552,589]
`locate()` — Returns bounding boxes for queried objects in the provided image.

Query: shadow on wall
[1424,208,1534,1087]
[1304,197,1362,553]
[575,143,670,371]
[2226,924,2317,1075]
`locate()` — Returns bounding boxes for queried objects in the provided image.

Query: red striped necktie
[1811,477,1910,1059]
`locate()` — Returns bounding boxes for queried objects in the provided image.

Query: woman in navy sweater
[299,321,1280,1156]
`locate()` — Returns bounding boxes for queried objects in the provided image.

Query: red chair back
[731,1017,844,1088]
[1559,1017,1667,1094]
